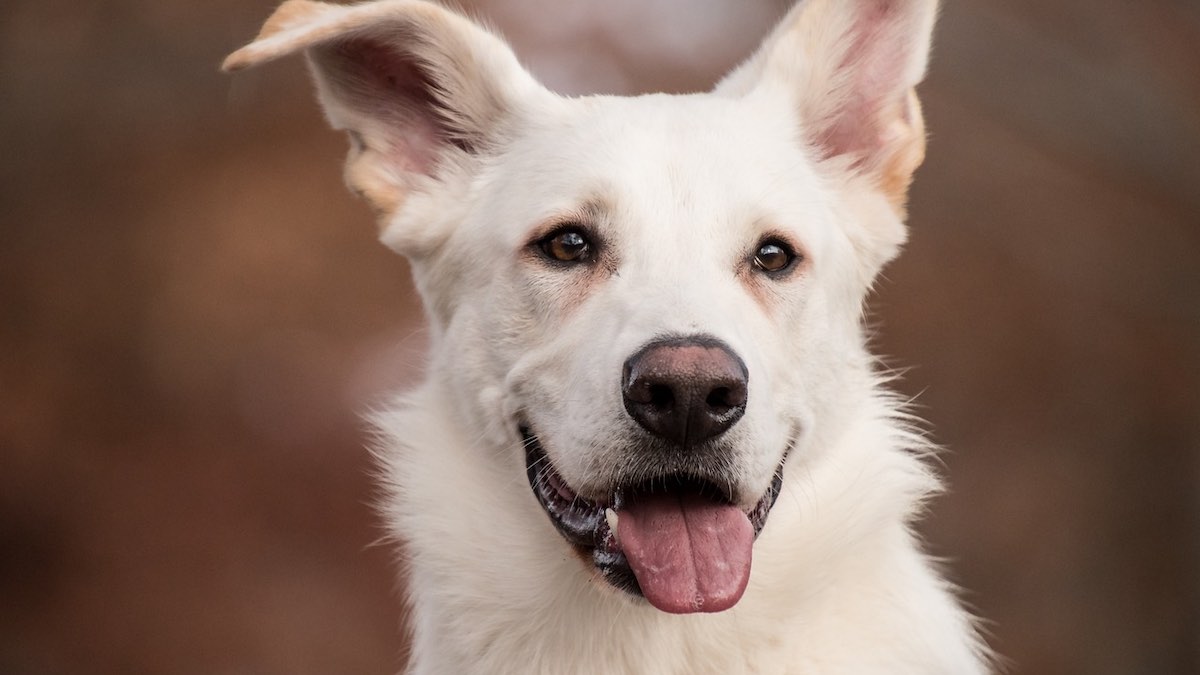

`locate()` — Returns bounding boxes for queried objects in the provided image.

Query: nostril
[648,384,674,410]
[706,387,732,410]
[705,383,748,411]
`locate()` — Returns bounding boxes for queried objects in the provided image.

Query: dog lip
[520,425,638,597]
[520,425,786,601]
[522,426,611,550]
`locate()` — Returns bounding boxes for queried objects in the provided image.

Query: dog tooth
[605,508,619,536]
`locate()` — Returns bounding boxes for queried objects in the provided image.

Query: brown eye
[540,228,592,263]
[753,240,796,274]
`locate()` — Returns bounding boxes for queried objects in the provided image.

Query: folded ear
[717,0,937,213]
[224,0,550,251]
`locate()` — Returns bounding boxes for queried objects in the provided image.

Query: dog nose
[622,336,748,447]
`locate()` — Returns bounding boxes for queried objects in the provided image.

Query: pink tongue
[616,492,753,614]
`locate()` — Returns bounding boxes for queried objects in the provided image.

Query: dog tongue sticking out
[616,492,753,614]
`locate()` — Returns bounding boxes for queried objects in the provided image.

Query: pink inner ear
[816,2,911,165]
[341,40,441,114]
[330,38,456,175]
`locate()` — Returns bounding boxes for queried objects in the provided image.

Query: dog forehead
[483,93,829,241]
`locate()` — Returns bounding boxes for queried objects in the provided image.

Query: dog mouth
[521,427,784,614]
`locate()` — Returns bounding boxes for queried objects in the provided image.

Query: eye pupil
[754,241,794,273]
[542,229,592,263]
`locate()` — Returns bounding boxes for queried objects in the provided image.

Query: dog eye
[539,228,592,263]
[753,240,796,274]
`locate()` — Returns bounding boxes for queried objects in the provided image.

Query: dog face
[471,95,836,488]
[226,0,936,614]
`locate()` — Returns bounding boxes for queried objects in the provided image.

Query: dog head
[226,0,937,614]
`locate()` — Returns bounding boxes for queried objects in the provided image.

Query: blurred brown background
[1,1,1197,673]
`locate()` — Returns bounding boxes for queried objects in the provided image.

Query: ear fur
[717,0,937,214]
[224,0,550,248]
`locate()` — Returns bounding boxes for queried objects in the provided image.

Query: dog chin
[520,426,785,615]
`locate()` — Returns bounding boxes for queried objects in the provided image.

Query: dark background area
[2,1,1197,673]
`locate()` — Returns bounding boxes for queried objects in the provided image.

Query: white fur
[226,1,992,672]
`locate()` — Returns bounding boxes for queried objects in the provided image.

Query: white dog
[226,0,991,672]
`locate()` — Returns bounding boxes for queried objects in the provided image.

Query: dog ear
[716,0,936,214]
[224,0,550,253]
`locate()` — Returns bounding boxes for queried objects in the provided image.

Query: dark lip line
[520,424,789,599]
[518,422,787,550]
[522,426,753,515]
[521,426,611,552]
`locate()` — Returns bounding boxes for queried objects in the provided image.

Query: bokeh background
[2,0,1197,673]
